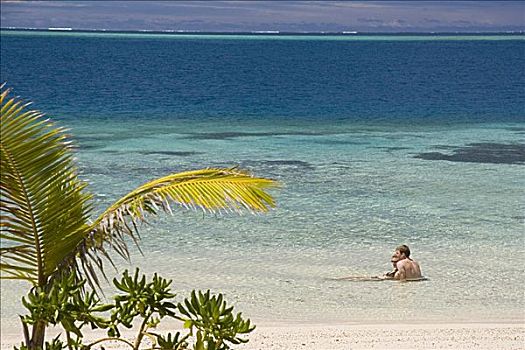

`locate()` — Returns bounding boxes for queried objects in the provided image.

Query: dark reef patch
[241,159,315,170]
[75,135,112,142]
[99,150,203,156]
[76,144,104,150]
[374,146,411,152]
[431,145,461,150]
[183,131,326,140]
[138,151,203,157]
[504,127,525,132]
[312,139,369,146]
[415,143,525,165]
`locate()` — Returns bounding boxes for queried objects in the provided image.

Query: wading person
[392,244,422,280]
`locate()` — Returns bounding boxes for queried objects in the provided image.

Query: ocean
[1,31,524,330]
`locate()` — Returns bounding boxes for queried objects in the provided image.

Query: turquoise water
[1,31,524,331]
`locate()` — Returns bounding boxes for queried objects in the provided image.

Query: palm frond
[89,168,278,254]
[0,87,92,286]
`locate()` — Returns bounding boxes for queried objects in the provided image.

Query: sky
[1,1,524,33]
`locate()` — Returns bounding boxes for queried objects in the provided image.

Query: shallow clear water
[1,32,524,332]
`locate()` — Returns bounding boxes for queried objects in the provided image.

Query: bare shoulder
[397,259,409,268]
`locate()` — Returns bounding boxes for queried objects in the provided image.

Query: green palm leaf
[0,87,92,286]
[90,168,277,251]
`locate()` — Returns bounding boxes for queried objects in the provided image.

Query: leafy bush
[17,269,254,350]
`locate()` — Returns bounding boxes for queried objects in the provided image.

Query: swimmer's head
[394,244,411,259]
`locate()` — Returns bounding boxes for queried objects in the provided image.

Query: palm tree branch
[86,168,277,257]
[1,90,92,287]
[0,141,45,284]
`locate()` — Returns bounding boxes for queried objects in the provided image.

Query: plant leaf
[88,168,278,259]
[1,87,92,287]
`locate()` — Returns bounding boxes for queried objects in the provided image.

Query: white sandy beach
[240,323,525,350]
[2,322,524,350]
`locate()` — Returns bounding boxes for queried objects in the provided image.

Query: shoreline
[2,321,523,350]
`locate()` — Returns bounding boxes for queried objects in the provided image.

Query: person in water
[336,245,422,281]
[392,244,422,280]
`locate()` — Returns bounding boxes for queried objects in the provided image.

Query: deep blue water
[1,31,524,123]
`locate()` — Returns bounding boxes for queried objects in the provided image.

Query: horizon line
[2,27,524,35]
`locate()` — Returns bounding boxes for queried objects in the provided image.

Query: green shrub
[17,269,254,350]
